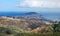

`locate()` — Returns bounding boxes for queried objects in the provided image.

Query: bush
[52,24,60,32]
[0,27,16,34]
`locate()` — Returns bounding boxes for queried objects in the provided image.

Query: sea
[41,12,60,21]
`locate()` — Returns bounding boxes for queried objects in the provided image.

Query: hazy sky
[0,0,60,12]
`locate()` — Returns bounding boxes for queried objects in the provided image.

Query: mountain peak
[25,12,38,15]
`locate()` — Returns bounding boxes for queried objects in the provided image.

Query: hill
[0,12,55,34]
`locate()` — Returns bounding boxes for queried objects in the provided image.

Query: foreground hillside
[0,16,60,36]
[0,12,60,36]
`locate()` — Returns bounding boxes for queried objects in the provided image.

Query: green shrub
[0,27,16,34]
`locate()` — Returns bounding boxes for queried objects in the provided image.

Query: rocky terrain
[0,12,55,33]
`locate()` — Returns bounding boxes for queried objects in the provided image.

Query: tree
[52,23,59,32]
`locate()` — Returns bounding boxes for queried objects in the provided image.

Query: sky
[0,0,60,12]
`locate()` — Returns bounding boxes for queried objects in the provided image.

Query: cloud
[17,0,60,8]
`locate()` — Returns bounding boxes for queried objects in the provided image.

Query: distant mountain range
[24,12,38,15]
[0,12,54,22]
[0,12,60,21]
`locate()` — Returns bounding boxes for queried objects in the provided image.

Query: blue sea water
[41,12,60,21]
[0,12,23,16]
[0,12,60,21]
